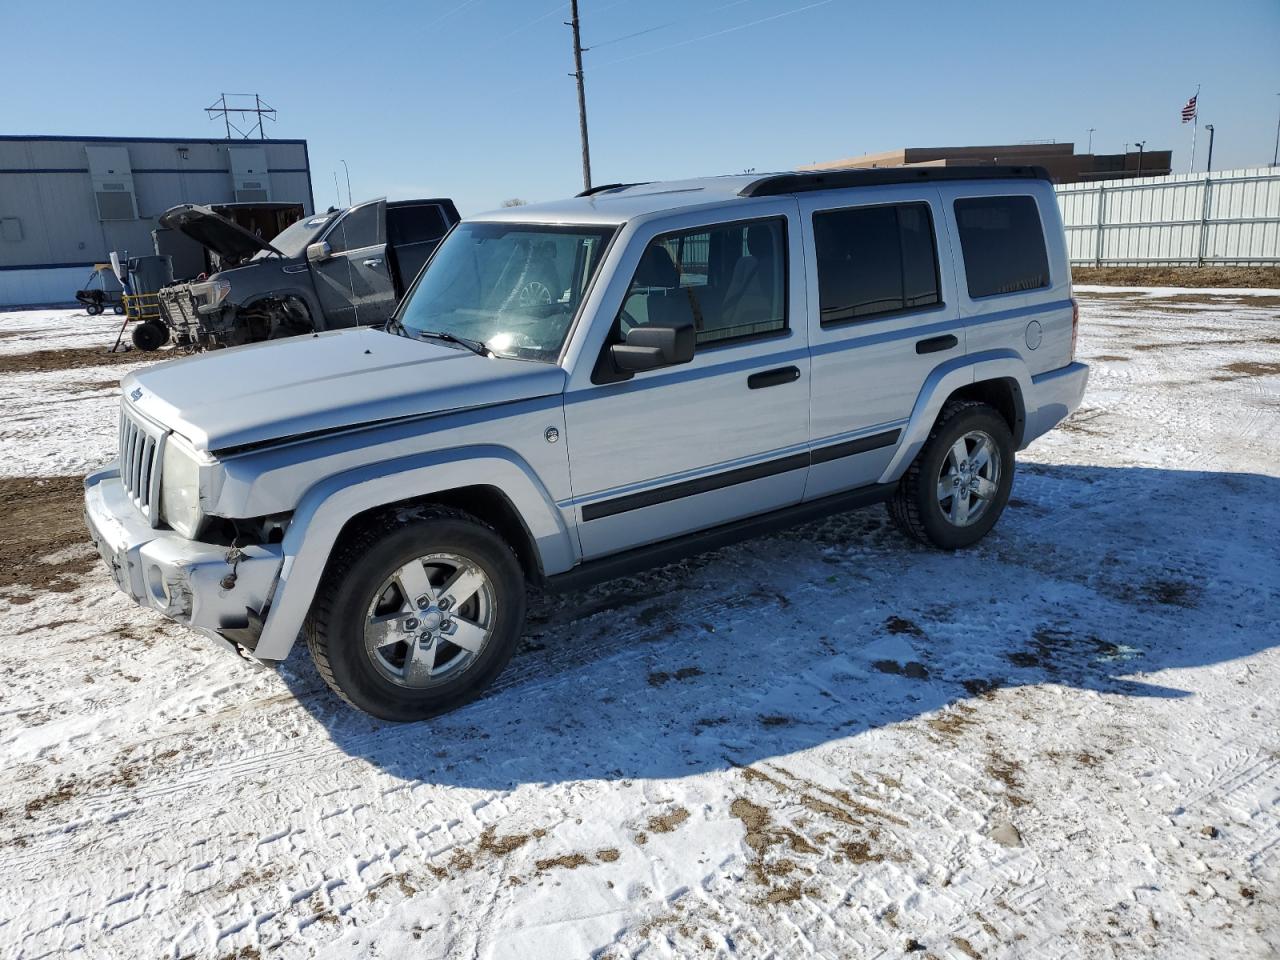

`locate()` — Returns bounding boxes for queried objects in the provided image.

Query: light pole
[1204,125,1215,172]
[1087,128,1096,153]
[1273,93,1279,167]
[1134,140,1146,178]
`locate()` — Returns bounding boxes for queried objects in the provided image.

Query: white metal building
[0,135,313,307]
[1056,166,1280,266]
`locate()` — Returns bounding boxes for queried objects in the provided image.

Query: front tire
[131,321,168,351]
[304,507,526,721]
[888,400,1014,550]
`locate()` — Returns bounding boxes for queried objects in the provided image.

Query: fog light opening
[147,564,168,605]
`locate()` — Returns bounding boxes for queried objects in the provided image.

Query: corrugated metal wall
[1056,166,1280,266]
[0,137,313,307]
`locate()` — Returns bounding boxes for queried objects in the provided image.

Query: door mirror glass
[610,321,695,372]
[306,240,332,263]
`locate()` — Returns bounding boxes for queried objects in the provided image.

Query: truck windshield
[398,222,615,362]
[252,212,338,260]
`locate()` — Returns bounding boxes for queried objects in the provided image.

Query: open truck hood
[158,204,283,261]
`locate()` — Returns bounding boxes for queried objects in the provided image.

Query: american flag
[1181,94,1198,123]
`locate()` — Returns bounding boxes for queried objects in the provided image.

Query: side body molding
[252,445,576,661]
[878,350,1032,485]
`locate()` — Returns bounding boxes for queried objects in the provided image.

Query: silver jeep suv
[85,167,1088,721]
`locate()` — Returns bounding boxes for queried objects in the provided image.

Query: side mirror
[610,321,695,373]
[306,241,332,263]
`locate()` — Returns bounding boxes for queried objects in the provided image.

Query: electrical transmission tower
[206,94,277,140]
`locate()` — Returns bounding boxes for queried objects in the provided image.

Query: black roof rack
[576,181,649,198]
[739,165,1051,198]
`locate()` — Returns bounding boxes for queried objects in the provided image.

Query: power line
[487,1,567,47]
[424,0,484,32]
[595,0,841,68]
[588,0,754,51]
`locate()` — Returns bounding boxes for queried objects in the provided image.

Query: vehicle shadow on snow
[277,463,1280,789]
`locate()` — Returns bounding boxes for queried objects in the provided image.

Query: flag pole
[1188,83,1200,173]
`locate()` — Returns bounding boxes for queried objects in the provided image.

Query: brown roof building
[801,143,1172,183]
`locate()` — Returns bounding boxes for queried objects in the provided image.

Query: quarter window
[813,202,941,325]
[953,195,1050,298]
[617,218,788,347]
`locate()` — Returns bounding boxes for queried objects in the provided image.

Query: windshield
[253,212,339,260]
[398,222,615,362]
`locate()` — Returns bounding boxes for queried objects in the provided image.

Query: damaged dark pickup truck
[152,197,460,350]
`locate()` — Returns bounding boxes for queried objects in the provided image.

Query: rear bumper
[83,465,283,659]
[1022,361,1089,447]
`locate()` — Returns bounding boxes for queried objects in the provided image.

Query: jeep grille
[119,405,166,526]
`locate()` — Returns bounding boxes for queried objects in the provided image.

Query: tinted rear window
[813,202,941,324]
[953,195,1050,298]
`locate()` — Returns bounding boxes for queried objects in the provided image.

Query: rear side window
[813,202,940,325]
[953,195,1050,298]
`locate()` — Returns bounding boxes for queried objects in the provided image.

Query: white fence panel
[1055,167,1280,266]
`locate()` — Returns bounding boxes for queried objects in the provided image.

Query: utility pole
[569,0,592,192]
[1204,125,1215,172]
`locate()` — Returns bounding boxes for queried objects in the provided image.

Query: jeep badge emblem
[544,427,560,444]
[130,387,143,402]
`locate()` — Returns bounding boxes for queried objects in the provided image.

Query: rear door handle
[748,365,801,389]
[362,257,384,268]
[916,334,958,354]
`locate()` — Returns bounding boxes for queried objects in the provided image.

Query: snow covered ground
[0,293,1277,959]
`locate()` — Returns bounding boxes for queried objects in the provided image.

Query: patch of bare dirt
[0,346,149,374]
[0,476,98,596]
[1214,360,1280,381]
[1072,266,1280,288]
[647,806,690,834]
[534,852,591,872]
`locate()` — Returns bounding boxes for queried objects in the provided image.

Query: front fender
[252,445,575,661]
[878,350,1033,485]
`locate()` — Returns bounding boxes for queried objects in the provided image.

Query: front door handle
[916,334,958,354]
[748,365,801,389]
[362,257,384,268]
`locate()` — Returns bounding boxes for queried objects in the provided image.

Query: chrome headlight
[159,434,209,538]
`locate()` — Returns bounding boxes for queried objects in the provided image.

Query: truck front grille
[119,405,166,526]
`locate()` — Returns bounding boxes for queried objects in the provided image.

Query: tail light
[1070,297,1080,361]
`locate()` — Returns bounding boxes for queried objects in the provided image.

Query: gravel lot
[1,290,1277,959]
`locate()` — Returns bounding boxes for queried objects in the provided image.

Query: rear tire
[888,400,1014,550]
[304,507,526,722]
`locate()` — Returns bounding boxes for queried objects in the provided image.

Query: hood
[158,204,283,261]
[122,328,567,453]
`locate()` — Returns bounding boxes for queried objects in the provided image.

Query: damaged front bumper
[83,465,283,660]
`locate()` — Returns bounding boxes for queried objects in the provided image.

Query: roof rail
[576,181,649,198]
[738,165,1051,198]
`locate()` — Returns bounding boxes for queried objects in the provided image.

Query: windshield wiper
[383,316,410,338]
[414,329,492,357]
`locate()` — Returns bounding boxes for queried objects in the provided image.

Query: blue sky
[6,0,1279,215]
